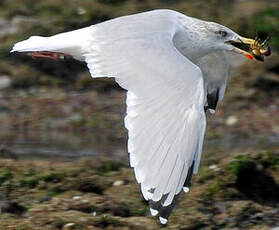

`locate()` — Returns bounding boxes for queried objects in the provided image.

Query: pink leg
[29,51,72,60]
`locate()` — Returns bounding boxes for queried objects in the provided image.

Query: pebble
[209,164,217,170]
[225,115,238,126]
[0,76,11,89]
[62,223,76,230]
[113,180,124,186]
[72,196,82,201]
[209,164,220,171]
[77,7,86,15]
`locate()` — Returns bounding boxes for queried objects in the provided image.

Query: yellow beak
[240,37,257,45]
[231,36,257,60]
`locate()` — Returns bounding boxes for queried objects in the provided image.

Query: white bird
[11,9,270,224]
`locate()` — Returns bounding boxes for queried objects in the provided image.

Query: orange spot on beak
[245,53,254,60]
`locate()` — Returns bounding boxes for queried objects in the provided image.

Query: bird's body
[11,9,270,224]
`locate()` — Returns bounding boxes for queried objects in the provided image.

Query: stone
[62,223,76,230]
[226,115,238,126]
[0,76,11,89]
[209,164,221,171]
[113,180,124,186]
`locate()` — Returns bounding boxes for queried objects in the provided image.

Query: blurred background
[0,0,278,229]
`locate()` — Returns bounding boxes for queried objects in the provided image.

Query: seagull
[11,9,270,224]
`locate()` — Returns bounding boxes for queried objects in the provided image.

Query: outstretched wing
[83,21,206,222]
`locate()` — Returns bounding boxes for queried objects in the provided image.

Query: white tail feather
[11,27,93,61]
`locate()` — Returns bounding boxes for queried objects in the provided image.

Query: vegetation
[0,152,279,229]
[251,7,279,50]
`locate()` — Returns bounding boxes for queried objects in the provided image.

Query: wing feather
[82,10,206,221]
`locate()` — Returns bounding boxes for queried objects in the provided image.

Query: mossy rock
[40,172,66,183]
[75,175,111,195]
[20,176,39,188]
[0,170,13,185]
[228,152,279,205]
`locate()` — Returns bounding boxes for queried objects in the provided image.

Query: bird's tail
[11,27,92,61]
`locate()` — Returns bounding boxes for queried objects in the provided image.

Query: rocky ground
[0,151,279,230]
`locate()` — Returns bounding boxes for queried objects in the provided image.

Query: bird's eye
[219,31,227,37]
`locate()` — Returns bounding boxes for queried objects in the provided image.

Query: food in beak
[230,36,271,62]
[249,36,271,61]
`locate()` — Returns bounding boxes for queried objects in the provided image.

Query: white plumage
[11,9,257,224]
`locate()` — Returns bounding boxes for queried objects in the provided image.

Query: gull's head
[198,21,271,61]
